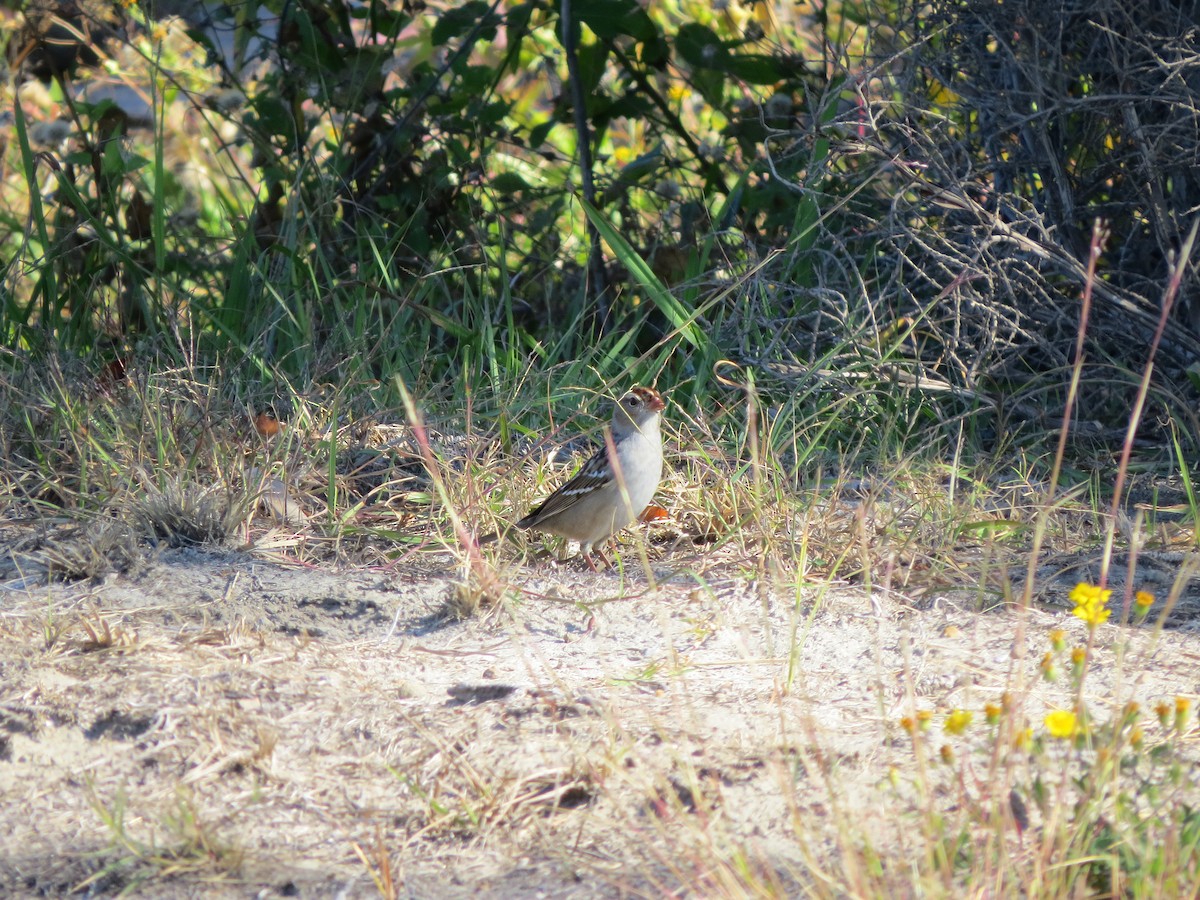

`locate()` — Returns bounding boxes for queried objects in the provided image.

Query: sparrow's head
[613,386,665,430]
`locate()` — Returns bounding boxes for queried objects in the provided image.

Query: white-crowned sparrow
[506,386,665,569]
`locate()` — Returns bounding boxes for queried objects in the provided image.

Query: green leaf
[691,69,726,107]
[528,120,556,147]
[507,0,535,39]
[577,40,609,97]
[367,5,410,39]
[675,23,730,69]
[596,92,653,123]
[491,172,531,194]
[251,95,293,136]
[1186,362,1200,394]
[725,54,784,85]
[432,1,499,45]
[613,144,662,180]
[677,26,781,85]
[639,33,668,68]
[580,199,704,351]
[574,0,658,44]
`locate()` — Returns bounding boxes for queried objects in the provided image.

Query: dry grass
[2,348,1200,897]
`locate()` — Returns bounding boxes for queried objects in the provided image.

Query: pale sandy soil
[2,532,1199,898]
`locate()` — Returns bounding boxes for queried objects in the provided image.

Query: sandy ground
[2,531,1200,897]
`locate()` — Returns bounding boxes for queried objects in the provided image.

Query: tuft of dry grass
[38,517,144,582]
[79,783,246,894]
[130,477,252,549]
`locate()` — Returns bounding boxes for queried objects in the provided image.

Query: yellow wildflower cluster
[1045,710,1078,739]
[1069,582,1111,626]
[944,709,973,735]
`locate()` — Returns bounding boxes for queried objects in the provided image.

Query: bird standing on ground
[507,386,665,569]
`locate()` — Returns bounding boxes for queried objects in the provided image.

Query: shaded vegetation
[4,0,1198,468]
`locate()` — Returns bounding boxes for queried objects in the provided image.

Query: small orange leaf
[639,504,669,523]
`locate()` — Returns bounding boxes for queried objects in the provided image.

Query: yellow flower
[984,703,1002,726]
[1045,710,1078,739]
[1078,603,1111,625]
[945,709,973,735]
[940,744,955,764]
[1175,696,1192,731]
[1070,582,1111,626]
[1013,727,1032,749]
[1156,701,1172,727]
[916,710,933,731]
[1070,582,1106,605]
[1130,727,1144,748]
[1135,590,1155,609]
[1048,629,1066,651]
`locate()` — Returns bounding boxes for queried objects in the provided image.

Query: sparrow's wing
[516,445,613,527]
